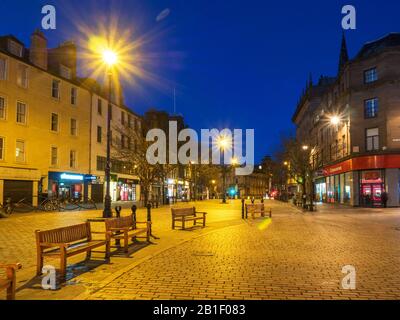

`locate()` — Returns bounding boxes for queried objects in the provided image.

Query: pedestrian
[381,191,388,208]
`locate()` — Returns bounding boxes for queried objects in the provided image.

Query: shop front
[113,178,139,202]
[322,155,400,207]
[48,172,97,200]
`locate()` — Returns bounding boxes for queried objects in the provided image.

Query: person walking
[381,191,388,208]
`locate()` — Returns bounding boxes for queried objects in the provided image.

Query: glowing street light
[99,46,120,218]
[330,115,340,126]
[302,145,309,151]
[102,49,118,67]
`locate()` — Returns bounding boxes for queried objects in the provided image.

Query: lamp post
[217,136,230,204]
[102,49,118,218]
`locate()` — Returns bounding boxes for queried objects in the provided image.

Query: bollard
[131,205,137,229]
[115,206,122,218]
[241,198,245,219]
[269,208,272,218]
[261,198,264,204]
[114,206,122,246]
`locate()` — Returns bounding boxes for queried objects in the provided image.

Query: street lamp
[330,115,340,126]
[217,135,231,204]
[102,48,118,218]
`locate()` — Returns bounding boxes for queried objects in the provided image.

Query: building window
[0,137,4,160]
[0,58,7,80]
[52,80,60,99]
[60,65,71,79]
[70,118,77,136]
[98,99,102,115]
[364,98,378,118]
[121,111,125,126]
[16,102,27,124]
[96,156,106,171]
[364,68,378,84]
[70,150,77,168]
[51,113,59,132]
[121,135,126,149]
[97,126,102,143]
[71,87,78,105]
[0,96,6,120]
[17,64,28,88]
[366,128,379,151]
[8,40,23,57]
[51,147,58,166]
[16,140,25,162]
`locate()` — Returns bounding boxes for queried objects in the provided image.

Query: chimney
[29,29,48,70]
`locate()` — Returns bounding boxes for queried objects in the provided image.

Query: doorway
[361,183,383,207]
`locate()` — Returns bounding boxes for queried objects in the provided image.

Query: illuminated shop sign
[60,173,84,181]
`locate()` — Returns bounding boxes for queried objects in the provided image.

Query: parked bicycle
[0,198,13,217]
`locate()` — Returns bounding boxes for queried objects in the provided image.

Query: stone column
[385,168,399,207]
[32,181,39,207]
[351,171,359,207]
[0,179,3,203]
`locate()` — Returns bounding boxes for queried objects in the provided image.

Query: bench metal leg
[36,251,43,276]
[60,249,67,281]
[6,268,16,300]
[86,250,92,260]
[124,232,129,254]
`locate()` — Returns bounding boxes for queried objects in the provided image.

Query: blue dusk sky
[1,0,400,162]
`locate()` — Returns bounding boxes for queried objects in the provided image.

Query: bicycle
[0,198,13,218]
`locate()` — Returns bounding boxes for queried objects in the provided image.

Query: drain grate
[192,251,214,257]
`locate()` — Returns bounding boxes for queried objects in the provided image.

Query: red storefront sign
[323,154,400,176]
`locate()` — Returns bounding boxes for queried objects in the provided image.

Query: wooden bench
[0,263,22,300]
[172,207,207,230]
[35,222,110,280]
[246,203,271,219]
[105,216,150,254]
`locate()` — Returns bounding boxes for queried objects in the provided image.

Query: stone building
[0,30,142,206]
[293,33,400,207]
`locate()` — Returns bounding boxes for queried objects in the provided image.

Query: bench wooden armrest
[39,242,66,248]
[195,211,207,215]
[0,263,22,270]
[135,221,152,225]
[108,227,131,232]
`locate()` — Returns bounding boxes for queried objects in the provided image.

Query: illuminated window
[17,64,28,88]
[364,98,378,118]
[16,140,25,162]
[364,68,378,84]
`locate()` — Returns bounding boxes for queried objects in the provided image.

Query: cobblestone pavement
[1,200,400,300]
[0,200,243,299]
[88,203,400,300]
